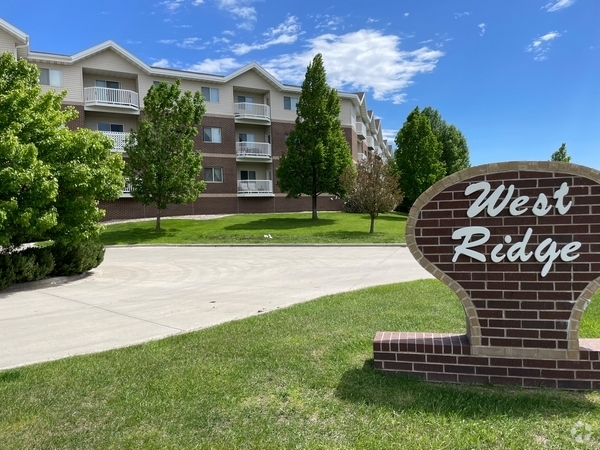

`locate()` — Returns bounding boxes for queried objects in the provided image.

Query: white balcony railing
[84,87,139,110]
[235,142,272,158]
[354,121,366,139]
[237,179,273,194]
[365,136,375,149]
[233,102,270,121]
[121,178,133,196]
[99,131,131,152]
[357,152,367,161]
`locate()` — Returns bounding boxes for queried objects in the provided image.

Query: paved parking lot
[0,246,431,370]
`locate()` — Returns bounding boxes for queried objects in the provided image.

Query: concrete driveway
[0,246,431,370]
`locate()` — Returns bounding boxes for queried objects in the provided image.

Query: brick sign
[374,162,600,390]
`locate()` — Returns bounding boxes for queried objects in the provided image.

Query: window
[238,133,254,142]
[97,123,124,132]
[284,96,298,110]
[203,127,222,143]
[201,87,220,102]
[153,80,172,86]
[204,167,223,182]
[240,170,256,180]
[96,80,121,89]
[237,95,253,103]
[39,68,62,87]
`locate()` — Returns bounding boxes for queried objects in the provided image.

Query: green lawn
[2,279,600,449]
[99,212,407,245]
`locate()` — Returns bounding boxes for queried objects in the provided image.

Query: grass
[2,279,600,449]
[99,212,407,245]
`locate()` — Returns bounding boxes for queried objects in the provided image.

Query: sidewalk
[0,246,432,370]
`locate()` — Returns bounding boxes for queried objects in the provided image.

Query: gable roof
[0,18,28,45]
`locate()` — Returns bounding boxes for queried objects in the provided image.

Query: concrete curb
[105,243,409,248]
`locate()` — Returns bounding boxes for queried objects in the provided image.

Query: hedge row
[0,240,105,291]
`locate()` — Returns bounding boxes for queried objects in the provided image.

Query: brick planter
[374,162,600,390]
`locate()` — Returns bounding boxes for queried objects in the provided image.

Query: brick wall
[375,162,600,390]
[64,103,85,130]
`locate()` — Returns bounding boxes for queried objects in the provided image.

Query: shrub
[50,240,105,276]
[0,246,55,291]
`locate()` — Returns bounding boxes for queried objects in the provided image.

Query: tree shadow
[224,218,335,231]
[100,227,177,245]
[335,359,599,419]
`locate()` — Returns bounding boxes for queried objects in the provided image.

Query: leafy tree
[421,106,470,175]
[340,158,403,233]
[550,143,571,162]
[125,80,206,231]
[276,53,353,220]
[394,107,445,208]
[0,52,123,249]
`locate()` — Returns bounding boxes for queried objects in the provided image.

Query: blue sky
[3,0,599,167]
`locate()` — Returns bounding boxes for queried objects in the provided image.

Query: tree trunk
[156,209,161,231]
[312,195,318,220]
[370,215,375,233]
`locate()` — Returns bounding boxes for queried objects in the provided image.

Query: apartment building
[0,18,394,220]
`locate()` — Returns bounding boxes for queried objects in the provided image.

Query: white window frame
[284,96,298,110]
[202,87,220,103]
[96,80,121,89]
[240,170,256,181]
[97,123,124,132]
[39,68,62,87]
[204,167,223,183]
[203,127,222,143]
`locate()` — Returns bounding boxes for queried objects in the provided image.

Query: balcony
[357,152,367,161]
[121,179,133,198]
[84,87,140,113]
[99,131,131,153]
[236,142,272,162]
[233,102,270,124]
[366,136,375,150]
[354,121,366,140]
[237,180,274,197]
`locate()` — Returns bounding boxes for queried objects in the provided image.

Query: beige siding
[0,29,17,57]
[269,90,298,122]
[181,79,232,116]
[236,162,271,179]
[229,69,274,91]
[37,63,82,103]
[339,99,354,126]
[82,74,136,92]
[84,112,138,132]
[75,49,140,75]
[235,125,268,142]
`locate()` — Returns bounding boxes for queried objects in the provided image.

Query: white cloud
[158,39,177,44]
[525,31,562,61]
[192,0,204,4]
[161,0,184,12]
[478,23,486,36]
[152,58,173,68]
[179,37,203,49]
[216,0,257,29]
[188,57,244,74]
[367,18,378,24]
[315,14,344,30]
[543,0,576,12]
[126,39,142,44]
[404,13,409,17]
[263,29,443,104]
[454,12,471,18]
[231,15,301,55]
[382,128,398,144]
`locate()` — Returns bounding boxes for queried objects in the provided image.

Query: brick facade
[375,161,600,390]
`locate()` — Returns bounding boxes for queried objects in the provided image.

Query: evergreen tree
[394,107,445,208]
[550,143,571,162]
[276,54,353,220]
[125,80,206,231]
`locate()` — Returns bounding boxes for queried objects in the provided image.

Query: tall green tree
[394,107,445,208]
[421,106,470,175]
[550,143,571,162]
[276,53,353,220]
[339,158,403,233]
[0,52,124,248]
[125,80,206,231]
